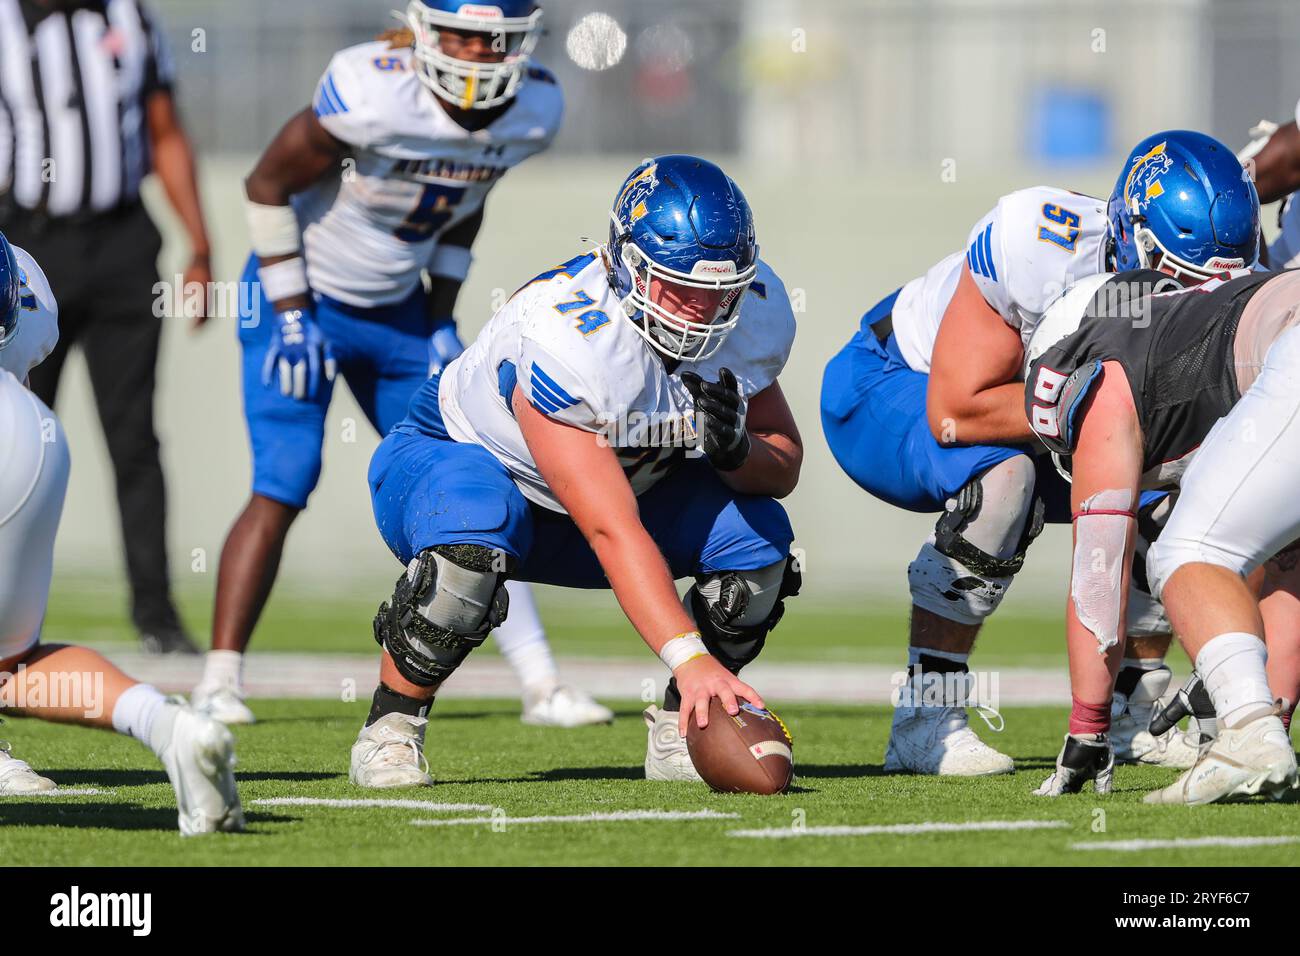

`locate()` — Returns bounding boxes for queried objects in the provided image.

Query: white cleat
[192,683,257,726]
[151,703,244,836]
[0,742,57,795]
[1035,733,1114,797]
[350,713,434,789]
[1144,710,1299,806]
[521,684,614,728]
[883,704,1014,776]
[643,705,703,782]
[1112,667,1201,769]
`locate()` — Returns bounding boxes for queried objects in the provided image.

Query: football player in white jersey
[0,234,242,834]
[820,131,1259,776]
[348,155,802,788]
[194,1,612,729]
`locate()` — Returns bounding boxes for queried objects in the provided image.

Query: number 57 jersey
[294,41,564,308]
[889,185,1110,374]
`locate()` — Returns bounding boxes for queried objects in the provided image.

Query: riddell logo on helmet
[692,261,737,276]
[1203,257,1244,271]
[457,4,506,21]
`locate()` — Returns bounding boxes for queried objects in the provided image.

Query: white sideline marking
[411,809,741,827]
[1,788,114,798]
[728,819,1070,839]
[1072,836,1300,852]
[250,797,495,812]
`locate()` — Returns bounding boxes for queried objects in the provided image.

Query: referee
[0,0,212,654]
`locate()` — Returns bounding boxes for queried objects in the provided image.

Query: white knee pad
[1125,582,1170,638]
[909,456,1042,626]
[0,377,67,662]
[908,541,1012,626]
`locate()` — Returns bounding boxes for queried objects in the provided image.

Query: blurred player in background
[0,232,241,835]
[193,1,612,729]
[349,155,802,788]
[1023,269,1299,803]
[1239,98,1300,269]
[820,131,1258,776]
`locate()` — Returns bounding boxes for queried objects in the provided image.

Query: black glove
[680,366,750,472]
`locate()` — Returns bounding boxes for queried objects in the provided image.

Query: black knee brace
[665,555,802,710]
[373,545,512,688]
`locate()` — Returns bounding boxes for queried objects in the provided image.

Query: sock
[111,683,167,746]
[366,683,432,726]
[200,650,244,694]
[908,646,969,668]
[1195,632,1273,729]
[1069,695,1111,735]
[1120,656,1164,671]
[494,580,559,696]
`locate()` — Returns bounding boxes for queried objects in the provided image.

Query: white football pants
[1148,323,1300,599]
[0,370,68,662]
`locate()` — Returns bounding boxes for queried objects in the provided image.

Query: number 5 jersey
[294,40,564,308]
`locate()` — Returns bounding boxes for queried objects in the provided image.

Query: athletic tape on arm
[1071,489,1136,655]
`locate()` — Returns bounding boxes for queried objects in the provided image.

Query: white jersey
[890,186,1109,374]
[437,250,796,512]
[1266,97,1300,269]
[1,248,58,380]
[293,41,564,307]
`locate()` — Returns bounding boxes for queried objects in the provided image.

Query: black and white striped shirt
[0,0,174,219]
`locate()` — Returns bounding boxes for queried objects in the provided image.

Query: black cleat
[139,627,200,656]
[1034,733,1114,796]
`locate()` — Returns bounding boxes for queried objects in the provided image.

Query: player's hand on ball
[680,366,750,471]
[428,318,465,376]
[263,307,336,401]
[673,653,765,738]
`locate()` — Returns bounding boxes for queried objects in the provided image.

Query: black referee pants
[5,203,183,637]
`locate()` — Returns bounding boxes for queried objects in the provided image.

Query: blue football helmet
[0,231,22,350]
[403,0,543,110]
[608,155,758,363]
[1108,130,1260,282]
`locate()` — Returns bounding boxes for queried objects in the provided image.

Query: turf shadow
[0,801,180,832]
[790,763,890,779]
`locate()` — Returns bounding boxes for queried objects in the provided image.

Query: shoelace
[367,724,430,777]
[938,704,1005,735]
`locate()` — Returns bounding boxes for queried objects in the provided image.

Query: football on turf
[686,698,794,794]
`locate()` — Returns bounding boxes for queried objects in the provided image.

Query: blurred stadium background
[48,0,1300,630]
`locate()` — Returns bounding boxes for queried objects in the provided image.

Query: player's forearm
[585,524,698,655]
[152,129,211,259]
[1250,121,1300,203]
[930,381,1034,446]
[717,430,801,498]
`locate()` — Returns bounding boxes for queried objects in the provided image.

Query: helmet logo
[616,163,659,221]
[1123,141,1173,212]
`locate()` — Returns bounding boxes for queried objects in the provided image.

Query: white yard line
[90,650,1074,705]
[411,809,741,827]
[729,819,1070,839]
[1072,835,1300,852]
[0,787,114,798]
[250,797,495,812]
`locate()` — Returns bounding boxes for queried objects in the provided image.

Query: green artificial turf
[2,699,1294,866]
